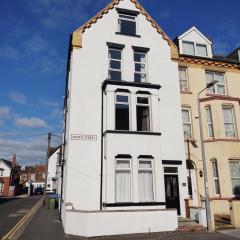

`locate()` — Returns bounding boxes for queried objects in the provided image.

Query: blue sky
[0,0,239,165]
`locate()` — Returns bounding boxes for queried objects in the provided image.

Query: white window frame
[229,160,240,196]
[138,159,155,202]
[205,71,226,95]
[115,158,132,202]
[179,67,189,92]
[211,160,220,196]
[136,94,152,132]
[118,14,137,35]
[182,107,193,139]
[222,105,236,138]
[134,51,148,83]
[182,40,208,57]
[108,48,122,80]
[115,92,131,130]
[205,106,214,138]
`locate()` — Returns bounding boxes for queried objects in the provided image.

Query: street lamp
[197,80,218,232]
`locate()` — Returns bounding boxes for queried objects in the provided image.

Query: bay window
[229,160,240,196]
[222,106,236,138]
[206,106,214,138]
[211,160,220,195]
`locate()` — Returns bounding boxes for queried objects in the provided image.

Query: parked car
[34,187,44,195]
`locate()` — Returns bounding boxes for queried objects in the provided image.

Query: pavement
[219,230,240,239]
[0,195,41,239]
[18,205,240,240]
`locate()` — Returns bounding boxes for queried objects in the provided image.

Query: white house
[61,0,188,237]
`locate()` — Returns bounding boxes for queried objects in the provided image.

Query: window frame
[196,43,208,57]
[136,94,152,132]
[211,159,221,196]
[179,67,189,92]
[134,51,148,83]
[229,160,240,196]
[182,40,208,57]
[182,107,193,139]
[108,47,122,81]
[222,105,236,139]
[118,13,137,36]
[205,105,214,138]
[138,158,155,202]
[205,71,226,95]
[115,158,132,202]
[115,92,131,131]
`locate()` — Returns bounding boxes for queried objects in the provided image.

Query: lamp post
[197,80,218,232]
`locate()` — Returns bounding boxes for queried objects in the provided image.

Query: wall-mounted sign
[71,134,97,141]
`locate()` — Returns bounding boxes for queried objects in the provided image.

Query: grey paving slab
[219,230,240,239]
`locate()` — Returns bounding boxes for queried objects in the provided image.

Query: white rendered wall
[63,0,187,231]
[0,161,11,177]
[64,209,178,237]
[47,148,59,192]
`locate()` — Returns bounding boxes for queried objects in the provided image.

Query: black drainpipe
[100,84,104,211]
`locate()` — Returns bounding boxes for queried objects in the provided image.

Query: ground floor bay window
[138,159,154,202]
[229,160,240,196]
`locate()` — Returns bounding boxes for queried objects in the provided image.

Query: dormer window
[182,41,208,57]
[116,8,140,37]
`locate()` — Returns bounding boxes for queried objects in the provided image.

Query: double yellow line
[2,198,43,240]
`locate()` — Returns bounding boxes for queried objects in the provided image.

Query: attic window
[182,41,208,57]
[116,8,140,36]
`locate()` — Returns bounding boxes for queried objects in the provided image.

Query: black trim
[115,88,131,93]
[162,160,182,165]
[116,7,140,16]
[115,154,132,159]
[132,46,150,52]
[138,155,154,159]
[136,90,151,95]
[104,130,161,136]
[102,80,161,90]
[107,42,125,49]
[103,202,166,207]
[116,32,141,38]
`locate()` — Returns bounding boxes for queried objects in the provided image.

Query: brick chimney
[12,154,17,168]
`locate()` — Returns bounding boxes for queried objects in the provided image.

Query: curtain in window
[116,160,130,202]
[223,108,235,137]
[196,44,207,57]
[183,42,194,55]
[229,161,240,195]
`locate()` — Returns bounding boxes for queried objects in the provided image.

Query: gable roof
[71,0,178,60]
[0,158,12,169]
[177,26,212,45]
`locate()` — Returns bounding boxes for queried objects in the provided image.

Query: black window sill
[102,79,161,90]
[104,130,161,136]
[103,202,166,207]
[116,32,141,38]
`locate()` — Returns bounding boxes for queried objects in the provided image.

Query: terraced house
[175,27,240,229]
[61,0,188,237]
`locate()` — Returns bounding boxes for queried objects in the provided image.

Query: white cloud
[15,117,47,128]
[0,106,11,118]
[40,97,59,108]
[159,10,172,19]
[9,91,26,104]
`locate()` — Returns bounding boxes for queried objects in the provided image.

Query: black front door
[164,175,180,215]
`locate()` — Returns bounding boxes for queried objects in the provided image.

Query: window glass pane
[139,170,153,201]
[109,49,121,60]
[196,44,207,57]
[137,105,150,131]
[115,103,129,130]
[110,60,121,70]
[137,97,149,104]
[179,68,187,80]
[116,95,128,103]
[116,171,130,202]
[182,109,190,122]
[223,108,233,122]
[134,73,146,83]
[119,19,136,35]
[139,160,152,169]
[212,161,218,177]
[215,73,224,84]
[214,179,220,195]
[217,85,225,94]
[109,70,121,81]
[134,53,146,63]
[206,72,214,83]
[116,160,130,169]
[183,41,194,55]
[230,162,240,178]
[164,167,178,173]
[135,63,146,72]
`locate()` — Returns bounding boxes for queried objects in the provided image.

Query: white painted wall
[62,0,187,236]
[0,160,11,177]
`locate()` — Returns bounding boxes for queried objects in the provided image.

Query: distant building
[35,165,46,182]
[19,166,36,185]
